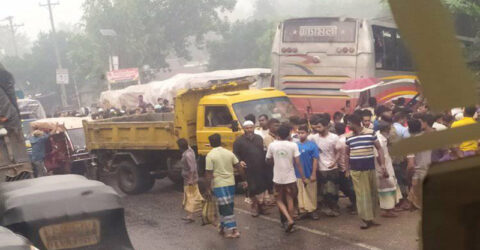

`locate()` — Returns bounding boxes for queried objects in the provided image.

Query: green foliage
[2,32,73,94]
[207,20,275,70]
[82,0,236,69]
[0,29,31,58]
[2,0,236,105]
[444,0,480,17]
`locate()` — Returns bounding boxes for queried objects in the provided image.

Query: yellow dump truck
[84,80,299,194]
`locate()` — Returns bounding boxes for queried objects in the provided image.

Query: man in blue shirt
[295,125,320,220]
[29,129,49,177]
[391,111,410,208]
[392,112,410,139]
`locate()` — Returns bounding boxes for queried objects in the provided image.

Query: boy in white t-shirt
[308,115,341,217]
[266,125,306,233]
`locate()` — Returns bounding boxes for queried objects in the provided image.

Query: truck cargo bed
[84,113,177,151]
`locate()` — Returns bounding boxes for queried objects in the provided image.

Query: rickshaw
[29,117,94,176]
[0,175,134,249]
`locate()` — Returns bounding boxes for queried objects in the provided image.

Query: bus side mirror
[231,120,239,132]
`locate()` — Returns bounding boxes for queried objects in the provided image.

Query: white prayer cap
[243,120,255,127]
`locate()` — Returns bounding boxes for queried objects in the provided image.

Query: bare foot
[225,231,240,239]
[381,211,398,218]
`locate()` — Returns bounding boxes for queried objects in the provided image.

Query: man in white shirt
[255,114,270,139]
[432,114,448,131]
[308,115,340,217]
[266,125,306,233]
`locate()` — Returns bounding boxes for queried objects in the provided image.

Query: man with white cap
[233,120,269,217]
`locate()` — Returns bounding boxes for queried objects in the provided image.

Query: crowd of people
[177,96,478,238]
[90,95,174,120]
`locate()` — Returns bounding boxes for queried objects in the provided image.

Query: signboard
[106,68,139,84]
[283,18,356,43]
[56,68,69,84]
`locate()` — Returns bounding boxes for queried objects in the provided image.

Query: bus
[271,17,476,114]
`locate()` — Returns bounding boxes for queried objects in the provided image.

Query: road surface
[115,178,419,250]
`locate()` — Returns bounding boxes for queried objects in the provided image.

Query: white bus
[271,17,475,114]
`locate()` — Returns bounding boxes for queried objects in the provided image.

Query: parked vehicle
[271,17,475,114]
[29,117,95,176]
[84,80,299,194]
[0,226,38,250]
[0,68,32,182]
[0,175,134,250]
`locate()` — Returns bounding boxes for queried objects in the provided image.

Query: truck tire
[85,164,99,180]
[167,157,183,185]
[117,161,152,195]
[142,173,155,192]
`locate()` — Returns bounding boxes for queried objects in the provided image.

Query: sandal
[285,222,295,233]
[360,224,371,230]
[361,221,380,229]
[181,217,195,223]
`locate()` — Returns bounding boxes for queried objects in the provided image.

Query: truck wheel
[167,157,183,185]
[86,164,99,180]
[142,172,155,192]
[117,161,151,195]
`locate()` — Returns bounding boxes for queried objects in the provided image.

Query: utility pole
[1,16,23,57]
[40,0,68,107]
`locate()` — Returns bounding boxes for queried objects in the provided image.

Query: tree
[2,32,73,94]
[81,0,236,70]
[1,0,238,112]
[207,20,275,70]
[444,0,480,17]
[0,29,31,58]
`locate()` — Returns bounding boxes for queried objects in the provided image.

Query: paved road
[115,178,419,250]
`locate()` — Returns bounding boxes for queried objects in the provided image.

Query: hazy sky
[1,0,387,39]
[1,0,84,39]
[1,0,255,39]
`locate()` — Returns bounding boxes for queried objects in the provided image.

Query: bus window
[373,25,413,71]
[396,33,414,71]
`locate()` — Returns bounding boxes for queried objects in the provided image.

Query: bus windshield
[232,97,300,124]
[283,18,357,43]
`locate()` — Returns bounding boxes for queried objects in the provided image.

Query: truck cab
[196,88,299,155]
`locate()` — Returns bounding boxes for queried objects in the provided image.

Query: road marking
[235,207,383,250]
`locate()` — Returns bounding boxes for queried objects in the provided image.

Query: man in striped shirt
[345,113,387,229]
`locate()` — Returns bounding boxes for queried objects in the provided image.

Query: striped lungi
[213,185,237,230]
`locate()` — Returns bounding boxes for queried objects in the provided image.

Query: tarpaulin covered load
[30,117,91,133]
[99,68,271,109]
[0,87,20,130]
[0,66,20,130]
[0,66,18,112]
